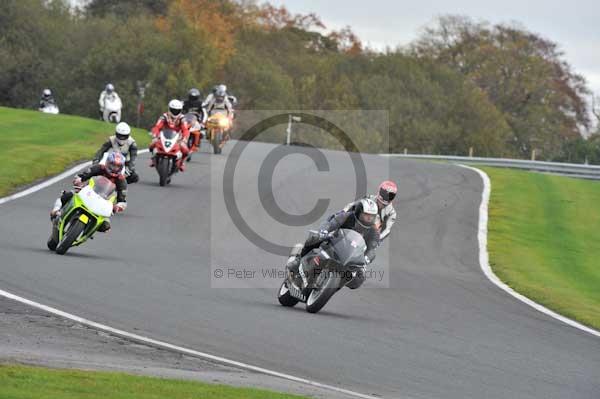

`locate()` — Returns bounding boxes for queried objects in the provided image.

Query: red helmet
[377,180,397,205]
[105,152,125,178]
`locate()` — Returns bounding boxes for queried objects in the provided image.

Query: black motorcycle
[278,229,367,313]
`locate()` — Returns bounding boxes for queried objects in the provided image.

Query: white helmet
[168,99,183,118]
[42,88,52,97]
[355,198,378,228]
[115,122,131,144]
[106,83,115,93]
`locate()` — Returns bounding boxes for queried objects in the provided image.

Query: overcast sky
[268,0,600,94]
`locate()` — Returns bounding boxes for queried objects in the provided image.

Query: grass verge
[482,167,600,330]
[0,106,150,197]
[0,364,307,399]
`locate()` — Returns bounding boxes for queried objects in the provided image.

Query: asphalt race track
[0,141,598,399]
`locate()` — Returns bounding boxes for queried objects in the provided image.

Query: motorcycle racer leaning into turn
[50,152,128,233]
[92,122,139,184]
[287,198,380,290]
[149,99,190,171]
[340,180,398,243]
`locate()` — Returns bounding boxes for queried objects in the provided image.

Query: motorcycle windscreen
[41,105,59,114]
[91,176,116,199]
[78,177,115,217]
[104,96,122,111]
[210,109,229,117]
[330,229,367,266]
[161,129,178,140]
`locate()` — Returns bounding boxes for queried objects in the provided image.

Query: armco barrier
[381,154,600,180]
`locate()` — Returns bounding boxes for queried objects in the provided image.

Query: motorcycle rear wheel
[277,281,299,307]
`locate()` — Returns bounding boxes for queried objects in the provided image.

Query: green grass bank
[0,106,150,197]
[0,364,307,399]
[483,167,600,330]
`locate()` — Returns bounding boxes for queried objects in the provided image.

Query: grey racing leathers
[289,210,380,290]
[343,195,396,241]
[203,94,234,117]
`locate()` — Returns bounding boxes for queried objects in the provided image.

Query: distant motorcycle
[151,128,183,186]
[278,229,369,313]
[205,110,231,154]
[183,112,204,161]
[47,176,117,255]
[102,96,122,123]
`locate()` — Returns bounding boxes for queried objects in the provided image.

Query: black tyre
[186,136,194,162]
[55,219,85,255]
[277,281,299,307]
[47,237,58,251]
[157,157,169,187]
[305,271,340,314]
[47,220,59,250]
[212,131,222,154]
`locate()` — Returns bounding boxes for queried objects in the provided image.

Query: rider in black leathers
[288,199,380,289]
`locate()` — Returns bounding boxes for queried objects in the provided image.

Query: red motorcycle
[183,112,203,161]
[151,128,183,186]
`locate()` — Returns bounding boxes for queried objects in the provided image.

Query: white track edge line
[0,288,377,399]
[458,164,600,338]
[0,149,379,399]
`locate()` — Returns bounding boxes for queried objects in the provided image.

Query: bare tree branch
[592,94,600,123]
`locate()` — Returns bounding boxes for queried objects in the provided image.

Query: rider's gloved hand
[72,177,84,191]
[318,229,329,241]
[113,202,127,213]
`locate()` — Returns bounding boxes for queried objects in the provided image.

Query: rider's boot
[97,220,111,233]
[285,243,304,276]
[50,198,62,220]
[286,255,300,274]
[148,142,157,167]
[346,267,366,290]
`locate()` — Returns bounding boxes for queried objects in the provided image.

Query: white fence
[381,154,600,180]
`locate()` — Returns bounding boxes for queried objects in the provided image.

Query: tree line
[1,0,598,161]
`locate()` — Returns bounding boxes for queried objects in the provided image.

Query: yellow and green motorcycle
[47,176,117,255]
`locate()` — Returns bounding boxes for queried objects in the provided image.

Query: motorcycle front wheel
[55,219,86,255]
[305,271,340,314]
[157,157,170,187]
[212,130,222,154]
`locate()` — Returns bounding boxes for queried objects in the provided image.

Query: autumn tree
[412,15,590,159]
